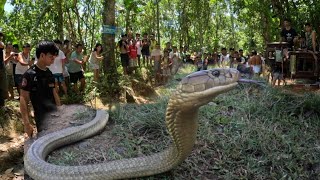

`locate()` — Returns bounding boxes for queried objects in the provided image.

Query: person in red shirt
[129,39,138,73]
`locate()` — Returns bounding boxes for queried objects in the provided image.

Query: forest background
[1,0,320,87]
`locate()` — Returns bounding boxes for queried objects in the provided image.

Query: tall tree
[102,0,120,95]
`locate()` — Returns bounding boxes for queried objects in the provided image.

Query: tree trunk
[55,0,64,41]
[102,0,120,95]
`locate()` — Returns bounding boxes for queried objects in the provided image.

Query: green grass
[49,64,320,179]
[107,65,320,179]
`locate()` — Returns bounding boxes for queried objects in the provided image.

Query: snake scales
[25,68,240,180]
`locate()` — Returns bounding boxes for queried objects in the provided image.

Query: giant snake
[25,68,248,180]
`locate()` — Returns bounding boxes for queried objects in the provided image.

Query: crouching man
[20,41,61,138]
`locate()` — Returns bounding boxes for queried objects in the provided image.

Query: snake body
[25,68,240,180]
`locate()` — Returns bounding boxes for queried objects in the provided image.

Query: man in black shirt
[280,18,298,50]
[20,41,61,138]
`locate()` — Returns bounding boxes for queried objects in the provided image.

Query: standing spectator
[69,43,86,93]
[4,42,16,100]
[15,43,32,96]
[48,40,68,96]
[195,55,203,71]
[249,50,262,76]
[20,41,61,138]
[62,39,72,61]
[0,32,6,107]
[280,18,298,50]
[161,50,172,84]
[149,34,157,56]
[141,33,150,67]
[151,43,162,85]
[129,39,138,73]
[219,47,230,68]
[304,23,317,52]
[169,46,181,75]
[118,34,130,74]
[135,33,142,67]
[234,51,253,78]
[12,44,20,89]
[239,49,247,64]
[62,40,72,88]
[203,53,209,70]
[164,42,172,53]
[89,43,104,82]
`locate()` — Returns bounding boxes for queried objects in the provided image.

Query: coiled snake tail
[25,68,240,180]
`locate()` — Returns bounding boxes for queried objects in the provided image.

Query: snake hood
[174,68,240,109]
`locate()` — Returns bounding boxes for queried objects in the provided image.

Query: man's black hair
[23,43,31,48]
[64,39,70,44]
[305,22,311,26]
[221,47,227,51]
[284,18,291,23]
[75,43,83,48]
[53,39,62,45]
[251,50,257,55]
[13,44,19,49]
[0,32,3,37]
[239,49,243,52]
[35,41,59,59]
[229,48,234,51]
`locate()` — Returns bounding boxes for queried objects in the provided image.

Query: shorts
[69,71,85,84]
[53,73,65,83]
[7,74,14,87]
[129,59,137,67]
[15,74,23,86]
[253,65,261,74]
[154,60,161,74]
[120,53,129,67]
[141,49,150,56]
[273,72,284,80]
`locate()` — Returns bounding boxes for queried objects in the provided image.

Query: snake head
[175,68,240,108]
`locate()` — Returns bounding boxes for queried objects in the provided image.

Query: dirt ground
[23,104,98,179]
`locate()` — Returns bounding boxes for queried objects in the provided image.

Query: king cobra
[25,68,244,180]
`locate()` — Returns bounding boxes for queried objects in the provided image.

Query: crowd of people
[117,33,182,85]
[0,17,318,137]
[0,36,95,137]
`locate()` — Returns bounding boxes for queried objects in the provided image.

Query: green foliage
[0,0,5,18]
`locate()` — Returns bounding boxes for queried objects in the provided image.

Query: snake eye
[212,70,220,77]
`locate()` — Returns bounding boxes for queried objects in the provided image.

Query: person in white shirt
[48,40,67,96]
[219,47,230,68]
[15,43,32,95]
[169,46,181,75]
[135,33,142,67]
[151,43,162,85]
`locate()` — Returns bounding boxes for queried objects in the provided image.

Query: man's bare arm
[20,89,34,137]
[17,54,29,66]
